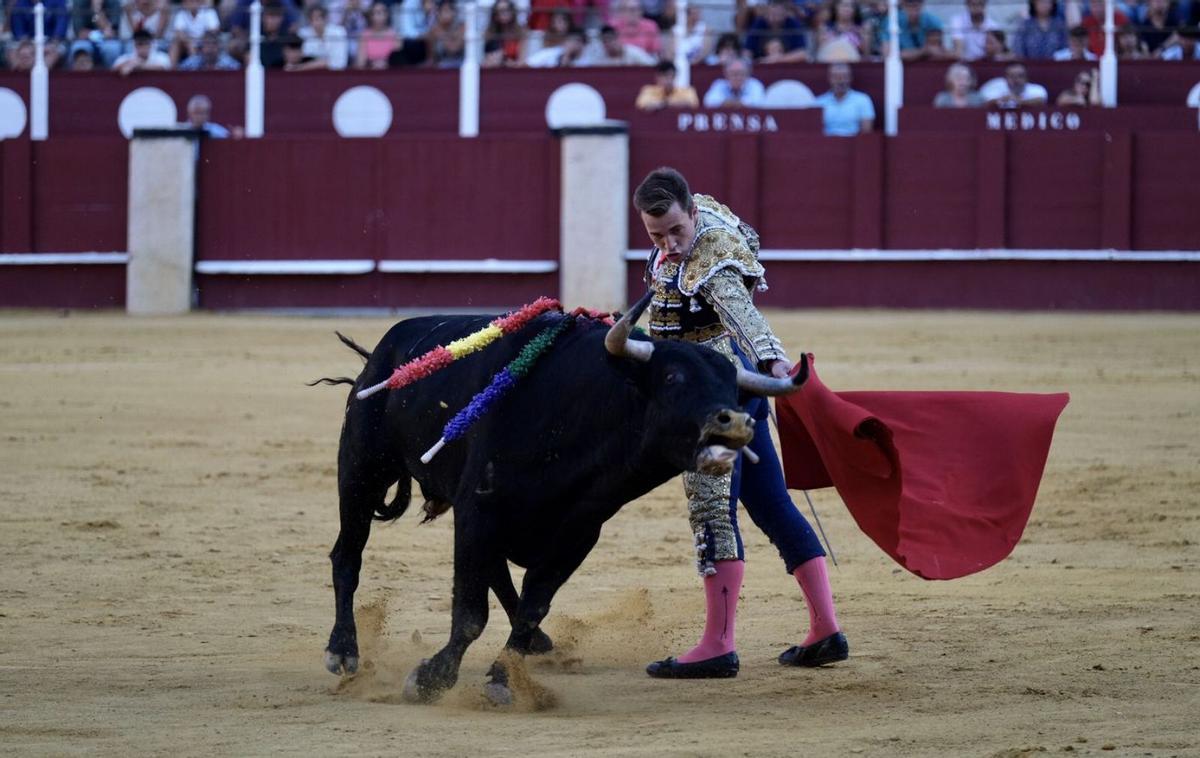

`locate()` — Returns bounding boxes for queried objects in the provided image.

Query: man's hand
[767,359,793,379]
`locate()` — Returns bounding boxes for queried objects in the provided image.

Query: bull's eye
[665,371,684,385]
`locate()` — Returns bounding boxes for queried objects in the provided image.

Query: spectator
[814,62,874,136]
[299,5,349,70]
[980,28,1014,60]
[1053,24,1098,59]
[581,23,656,63]
[635,59,699,109]
[1013,0,1067,59]
[1081,0,1127,55]
[120,0,174,43]
[933,61,984,106]
[539,9,573,49]
[282,32,324,68]
[72,0,124,66]
[169,0,219,65]
[5,39,39,70]
[1158,26,1200,58]
[980,62,1048,107]
[679,4,708,63]
[227,0,300,36]
[746,0,807,61]
[525,24,586,65]
[1117,23,1151,57]
[332,0,367,40]
[483,0,526,66]
[1055,68,1098,105]
[258,2,290,67]
[704,31,750,66]
[70,45,97,69]
[8,0,70,41]
[357,0,400,68]
[113,27,171,73]
[425,0,464,67]
[1138,0,1181,54]
[610,0,660,56]
[398,0,435,39]
[178,29,240,68]
[816,0,867,61]
[947,0,999,60]
[702,57,765,108]
[185,94,230,138]
[880,0,944,61]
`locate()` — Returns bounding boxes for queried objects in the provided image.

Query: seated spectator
[5,40,39,71]
[425,0,464,67]
[980,29,1014,60]
[113,28,171,74]
[483,0,526,66]
[282,33,323,69]
[1053,25,1098,59]
[8,0,70,42]
[398,0,435,40]
[814,62,874,136]
[1055,68,1098,105]
[1117,24,1151,57]
[705,31,750,66]
[70,46,97,70]
[71,0,123,67]
[258,2,291,67]
[933,61,984,107]
[526,24,586,66]
[610,0,660,56]
[920,27,956,60]
[1081,0,1127,55]
[1138,0,1181,54]
[299,5,349,70]
[880,0,944,61]
[635,59,700,109]
[1158,26,1200,59]
[746,0,807,61]
[357,0,400,68]
[227,0,300,37]
[702,57,766,108]
[169,0,220,66]
[980,63,1048,107]
[178,29,240,69]
[539,9,573,50]
[816,0,867,61]
[948,0,999,60]
[581,24,656,64]
[184,94,230,138]
[1013,0,1067,60]
[332,0,367,40]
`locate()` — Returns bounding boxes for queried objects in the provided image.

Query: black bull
[320,298,806,704]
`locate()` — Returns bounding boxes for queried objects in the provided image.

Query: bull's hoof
[324,649,360,675]
[483,681,514,707]
[528,628,554,655]
[402,659,450,704]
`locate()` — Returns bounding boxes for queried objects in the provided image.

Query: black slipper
[778,632,849,667]
[646,652,739,679]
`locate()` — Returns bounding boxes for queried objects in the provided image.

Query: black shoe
[778,632,849,667]
[646,652,740,679]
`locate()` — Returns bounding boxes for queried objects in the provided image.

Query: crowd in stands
[2,0,1198,72]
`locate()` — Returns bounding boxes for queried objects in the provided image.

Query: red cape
[776,356,1069,580]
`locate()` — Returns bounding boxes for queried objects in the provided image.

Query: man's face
[188,103,211,127]
[966,0,985,17]
[726,61,749,89]
[134,39,152,58]
[655,69,674,88]
[200,36,219,59]
[1006,65,1027,91]
[903,0,922,20]
[564,34,584,56]
[642,202,698,263]
[264,10,284,33]
[829,64,851,93]
[602,32,622,56]
[766,3,785,25]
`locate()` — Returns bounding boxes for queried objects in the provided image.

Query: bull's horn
[604,291,655,363]
[736,353,809,396]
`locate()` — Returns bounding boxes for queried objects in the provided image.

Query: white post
[558,124,628,313]
[245,1,265,137]
[31,2,48,140]
[884,0,902,135]
[459,0,480,137]
[1099,0,1117,107]
[127,131,199,315]
[673,0,689,88]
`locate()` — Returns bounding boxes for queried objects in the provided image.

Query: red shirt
[1082,10,1128,56]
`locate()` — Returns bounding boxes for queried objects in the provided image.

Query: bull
[319,294,807,704]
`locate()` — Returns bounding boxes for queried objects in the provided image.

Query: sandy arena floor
[0,310,1197,757]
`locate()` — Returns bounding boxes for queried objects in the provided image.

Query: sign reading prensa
[677,112,782,133]
[986,111,1083,131]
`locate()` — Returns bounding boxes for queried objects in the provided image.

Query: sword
[769,401,838,567]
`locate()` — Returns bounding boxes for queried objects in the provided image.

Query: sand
[0,310,1196,757]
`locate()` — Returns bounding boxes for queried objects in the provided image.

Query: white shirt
[171,7,220,43]
[300,24,349,69]
[1052,47,1098,60]
[947,11,999,61]
[113,49,172,69]
[979,78,1049,104]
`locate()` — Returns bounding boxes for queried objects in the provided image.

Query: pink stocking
[792,556,841,646]
[677,560,744,663]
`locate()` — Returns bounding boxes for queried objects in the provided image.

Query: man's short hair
[634,168,693,217]
[600,24,618,37]
[655,60,675,74]
[132,29,153,43]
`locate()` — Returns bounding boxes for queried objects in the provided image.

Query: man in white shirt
[526,27,587,67]
[947,0,1000,60]
[113,29,172,75]
[578,24,656,66]
[702,58,766,108]
[980,63,1048,107]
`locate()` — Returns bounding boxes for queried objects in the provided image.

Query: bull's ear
[607,353,652,396]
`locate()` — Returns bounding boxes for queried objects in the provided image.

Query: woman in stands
[483,0,527,66]
[1013,0,1067,59]
[355,0,400,69]
[425,0,465,67]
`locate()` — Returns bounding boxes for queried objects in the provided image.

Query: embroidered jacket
[643,193,787,370]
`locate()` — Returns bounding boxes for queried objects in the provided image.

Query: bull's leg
[403,510,494,703]
[488,562,554,655]
[324,473,389,675]
[484,525,601,704]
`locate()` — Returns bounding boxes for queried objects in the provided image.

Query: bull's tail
[374,476,411,522]
[308,331,375,388]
